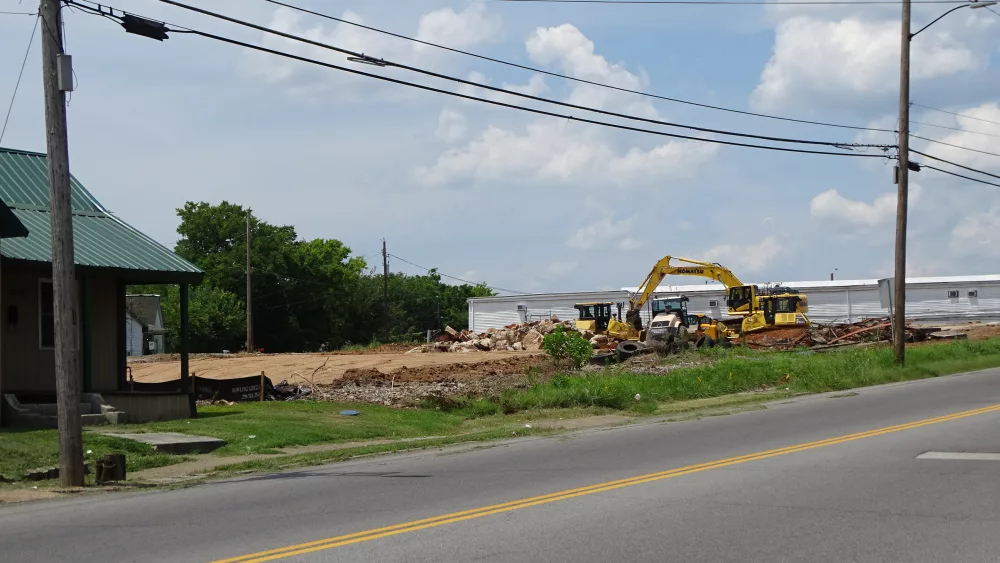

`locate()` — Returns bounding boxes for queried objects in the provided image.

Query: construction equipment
[625,256,809,335]
[573,302,633,340]
[650,296,729,347]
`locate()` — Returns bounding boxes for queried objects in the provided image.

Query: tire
[694,335,707,349]
[721,339,733,349]
[705,337,717,348]
[617,340,642,361]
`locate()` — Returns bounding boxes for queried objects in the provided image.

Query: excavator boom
[629,256,743,314]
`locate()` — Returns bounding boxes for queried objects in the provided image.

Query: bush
[543,326,593,369]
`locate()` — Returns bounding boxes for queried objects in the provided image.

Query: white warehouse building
[467,275,1000,333]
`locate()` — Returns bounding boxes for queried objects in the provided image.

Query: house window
[947,290,959,299]
[708,300,719,307]
[968,290,978,298]
[39,279,54,349]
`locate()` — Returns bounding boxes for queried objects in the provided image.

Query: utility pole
[894,0,911,364]
[382,239,389,341]
[246,209,253,353]
[40,0,83,487]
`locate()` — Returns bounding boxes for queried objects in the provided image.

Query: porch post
[81,277,92,392]
[180,283,194,416]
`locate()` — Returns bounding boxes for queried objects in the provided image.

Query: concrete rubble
[407,319,621,354]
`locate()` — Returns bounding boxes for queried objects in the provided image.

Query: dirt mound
[339,355,552,385]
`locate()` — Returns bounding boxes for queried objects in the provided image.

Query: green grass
[5,339,1000,484]
[0,430,181,483]
[433,339,1000,416]
[126,402,486,456]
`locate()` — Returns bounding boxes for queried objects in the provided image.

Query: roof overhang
[0,200,28,239]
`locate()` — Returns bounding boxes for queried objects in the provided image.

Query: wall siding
[1,266,121,393]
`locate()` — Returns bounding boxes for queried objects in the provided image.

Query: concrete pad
[100,432,226,454]
[916,451,1000,461]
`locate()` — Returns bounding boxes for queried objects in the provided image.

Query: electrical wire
[910,134,1000,159]
[0,11,37,15]
[389,254,530,295]
[67,1,897,159]
[910,148,1000,180]
[262,0,891,134]
[151,0,888,151]
[912,102,1000,127]
[921,164,1000,187]
[910,120,1000,138]
[0,15,39,145]
[493,0,969,4]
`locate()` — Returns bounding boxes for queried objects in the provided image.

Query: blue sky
[1,0,998,293]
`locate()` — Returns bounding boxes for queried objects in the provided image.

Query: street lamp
[893,0,996,364]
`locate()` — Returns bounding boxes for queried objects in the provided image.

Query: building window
[968,290,978,298]
[39,279,54,349]
[947,290,959,299]
[708,300,719,307]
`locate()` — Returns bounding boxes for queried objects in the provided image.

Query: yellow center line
[213,403,1000,563]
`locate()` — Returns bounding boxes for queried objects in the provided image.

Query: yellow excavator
[621,256,809,335]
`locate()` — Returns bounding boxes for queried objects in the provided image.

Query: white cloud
[415,2,501,49]
[546,261,579,276]
[415,119,717,187]
[911,102,1000,174]
[810,185,922,227]
[702,236,782,275]
[525,24,656,117]
[619,237,643,251]
[751,16,978,111]
[503,74,548,97]
[436,109,467,143]
[951,204,1000,258]
[567,217,636,250]
[247,4,502,96]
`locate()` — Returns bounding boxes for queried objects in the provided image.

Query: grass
[0,430,181,483]
[5,338,1000,484]
[432,339,1000,416]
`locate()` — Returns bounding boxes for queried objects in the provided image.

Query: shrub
[543,326,593,369]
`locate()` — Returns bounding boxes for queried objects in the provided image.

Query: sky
[1,0,999,294]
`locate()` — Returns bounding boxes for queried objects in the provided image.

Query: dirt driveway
[129,350,545,385]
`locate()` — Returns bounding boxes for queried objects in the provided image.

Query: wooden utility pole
[246,209,253,353]
[40,0,83,486]
[894,0,911,364]
[382,239,389,340]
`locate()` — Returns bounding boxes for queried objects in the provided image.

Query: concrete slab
[100,432,226,455]
[916,451,1000,461]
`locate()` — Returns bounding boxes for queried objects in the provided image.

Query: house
[125,294,166,356]
[0,147,203,426]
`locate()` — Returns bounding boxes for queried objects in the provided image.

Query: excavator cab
[574,302,613,333]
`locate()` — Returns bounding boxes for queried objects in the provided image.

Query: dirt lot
[129,350,546,386]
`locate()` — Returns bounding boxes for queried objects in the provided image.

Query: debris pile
[744,317,968,351]
[406,319,621,354]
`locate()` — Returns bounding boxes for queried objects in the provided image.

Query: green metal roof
[0,147,202,282]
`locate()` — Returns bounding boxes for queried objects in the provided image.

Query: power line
[494,0,968,4]
[912,102,1000,127]
[389,253,530,295]
[921,164,1000,188]
[910,120,1000,138]
[69,2,895,159]
[910,148,1000,180]
[911,133,1000,158]
[0,11,38,16]
[0,15,39,145]
[152,0,887,151]
[263,0,890,135]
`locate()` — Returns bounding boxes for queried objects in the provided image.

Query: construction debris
[743,317,966,351]
[405,319,618,354]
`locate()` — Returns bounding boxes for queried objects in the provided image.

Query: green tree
[128,284,246,353]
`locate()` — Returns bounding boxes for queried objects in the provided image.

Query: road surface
[3,369,999,562]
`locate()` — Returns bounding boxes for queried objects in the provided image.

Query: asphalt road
[3,369,1000,563]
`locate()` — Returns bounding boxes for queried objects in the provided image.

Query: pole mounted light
[894,0,994,365]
